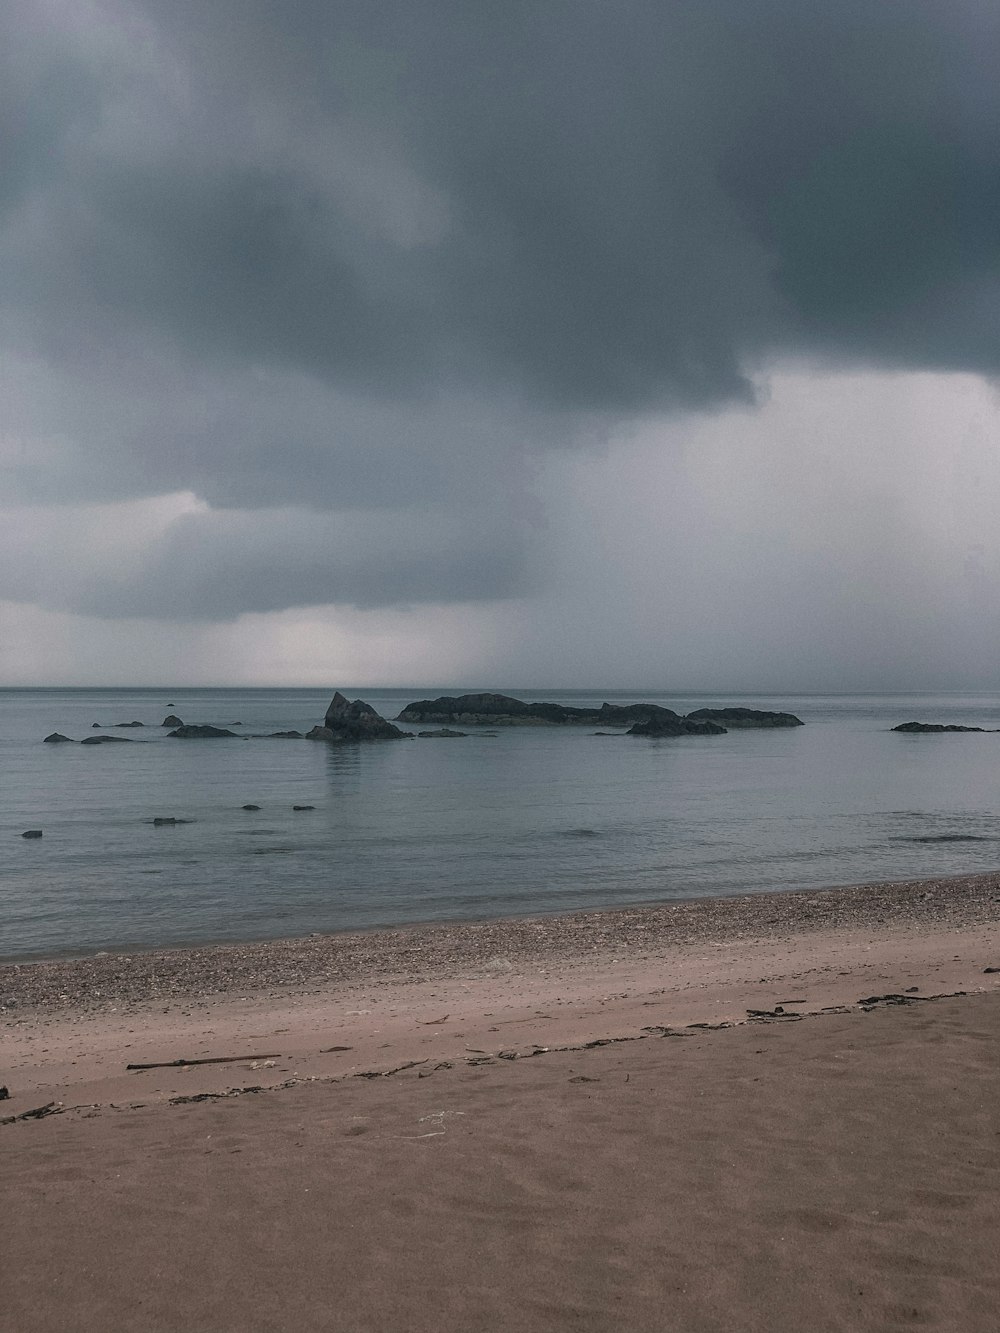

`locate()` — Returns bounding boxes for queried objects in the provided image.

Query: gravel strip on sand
[3,871,999,1017]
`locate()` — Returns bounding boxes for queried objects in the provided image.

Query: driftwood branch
[126,1053,281,1071]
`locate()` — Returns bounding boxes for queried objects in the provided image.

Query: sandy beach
[4,872,1000,1331]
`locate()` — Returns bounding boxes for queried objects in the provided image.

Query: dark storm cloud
[1,0,997,617]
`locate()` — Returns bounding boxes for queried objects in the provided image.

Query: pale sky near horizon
[2,2,998,689]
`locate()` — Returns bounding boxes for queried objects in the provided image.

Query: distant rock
[628,717,727,737]
[21,829,43,838]
[268,730,303,739]
[417,728,468,738]
[151,817,192,826]
[397,693,689,728]
[242,804,261,811]
[113,720,145,728]
[892,722,990,733]
[315,692,410,741]
[292,805,316,811]
[161,714,184,727]
[686,707,804,728]
[43,732,74,743]
[167,724,238,738]
[80,734,133,744]
[91,722,101,728]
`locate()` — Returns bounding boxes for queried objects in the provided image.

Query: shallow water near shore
[4,687,1000,960]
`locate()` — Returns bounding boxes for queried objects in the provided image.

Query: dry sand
[3,873,1000,1332]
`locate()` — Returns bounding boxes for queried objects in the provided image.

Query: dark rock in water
[80,734,133,744]
[114,720,145,728]
[151,817,193,826]
[229,722,244,726]
[318,692,409,741]
[628,717,727,737]
[292,805,316,811]
[417,728,468,738]
[43,732,74,743]
[242,804,261,811]
[167,724,238,738]
[305,725,337,741]
[892,721,989,733]
[21,829,43,838]
[269,730,303,739]
[686,707,804,728]
[397,692,686,728]
[92,722,102,728]
[161,714,184,728]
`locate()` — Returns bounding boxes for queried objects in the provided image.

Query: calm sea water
[4,687,1000,961]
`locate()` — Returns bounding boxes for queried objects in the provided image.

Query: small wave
[891,833,995,843]
[559,828,602,838]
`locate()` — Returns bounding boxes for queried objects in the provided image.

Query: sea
[4,687,1000,962]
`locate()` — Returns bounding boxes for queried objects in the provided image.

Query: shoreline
[3,868,999,1016]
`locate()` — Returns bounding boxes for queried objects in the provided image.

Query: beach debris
[569,1075,599,1083]
[421,1014,450,1025]
[43,732,74,743]
[161,714,184,727]
[746,1007,803,1021]
[983,967,1000,974]
[126,1053,281,1071]
[169,1085,269,1105]
[1,1101,62,1125]
[320,1045,353,1053]
[20,829,43,839]
[354,1059,427,1079]
[0,1086,8,1099]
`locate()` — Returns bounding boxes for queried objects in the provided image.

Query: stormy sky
[2,0,998,688]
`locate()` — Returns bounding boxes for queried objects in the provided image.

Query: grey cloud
[1,1,997,619]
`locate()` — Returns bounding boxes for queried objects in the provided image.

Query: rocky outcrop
[167,725,238,738]
[80,734,133,744]
[315,692,409,741]
[397,693,686,728]
[268,730,304,739]
[627,717,727,737]
[21,829,43,838]
[686,707,804,728]
[114,721,145,728]
[418,728,468,738]
[892,722,990,733]
[43,733,74,743]
[161,714,184,727]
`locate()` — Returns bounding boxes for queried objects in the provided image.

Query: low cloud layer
[1,1,998,664]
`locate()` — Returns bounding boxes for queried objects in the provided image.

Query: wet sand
[3,873,1000,1331]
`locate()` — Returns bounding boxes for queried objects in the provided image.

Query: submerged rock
[21,829,43,838]
[151,817,193,826]
[686,707,804,728]
[417,728,468,738]
[292,805,316,811]
[268,730,303,739]
[892,721,989,733]
[43,732,74,743]
[167,724,238,738]
[161,714,184,728]
[315,692,409,741]
[113,720,145,728]
[242,804,261,811]
[80,734,133,744]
